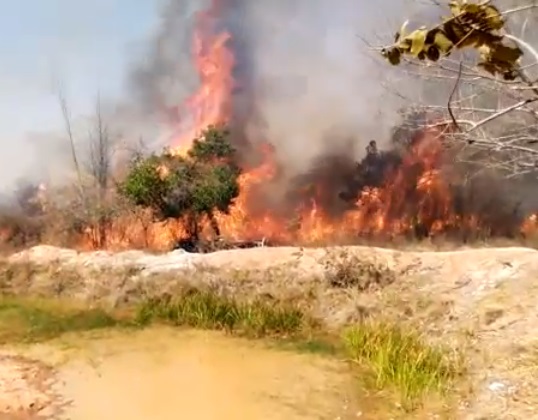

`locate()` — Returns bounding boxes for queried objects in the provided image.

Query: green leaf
[383,47,402,65]
[441,20,468,46]
[477,60,498,76]
[426,46,440,61]
[380,3,520,71]
[117,126,241,237]
[396,20,409,42]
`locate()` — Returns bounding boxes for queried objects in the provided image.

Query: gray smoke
[129,0,434,174]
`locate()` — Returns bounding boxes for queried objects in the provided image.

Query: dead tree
[86,95,115,248]
[56,84,118,249]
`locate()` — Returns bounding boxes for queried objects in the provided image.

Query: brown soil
[2,328,362,420]
[5,244,538,418]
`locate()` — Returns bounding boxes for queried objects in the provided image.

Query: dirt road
[1,328,361,419]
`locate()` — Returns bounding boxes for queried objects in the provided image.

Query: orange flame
[66,1,538,250]
[112,1,534,248]
[170,0,234,151]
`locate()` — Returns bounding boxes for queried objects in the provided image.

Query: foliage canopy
[381,0,523,80]
[118,125,241,238]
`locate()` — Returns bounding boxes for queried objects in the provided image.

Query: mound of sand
[6,244,538,309]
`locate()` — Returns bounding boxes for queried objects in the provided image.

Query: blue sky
[0,0,159,186]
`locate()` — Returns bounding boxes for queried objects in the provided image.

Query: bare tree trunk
[87,94,115,249]
[56,86,95,243]
[208,211,221,237]
[187,213,200,242]
[57,87,85,199]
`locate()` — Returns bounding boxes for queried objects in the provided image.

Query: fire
[521,214,538,236]
[170,0,234,150]
[161,0,354,244]
[16,0,536,252]
[118,0,532,248]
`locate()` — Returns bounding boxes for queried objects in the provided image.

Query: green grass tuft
[0,297,119,343]
[343,321,461,410]
[136,289,306,337]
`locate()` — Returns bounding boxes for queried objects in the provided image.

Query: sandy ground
[1,328,362,420]
[6,244,538,417]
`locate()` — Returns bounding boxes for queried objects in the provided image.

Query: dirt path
[1,328,362,420]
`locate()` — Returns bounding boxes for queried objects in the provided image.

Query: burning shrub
[118,125,241,242]
[0,181,48,251]
[0,213,44,250]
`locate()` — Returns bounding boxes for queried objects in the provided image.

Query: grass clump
[343,320,461,410]
[0,297,119,343]
[136,289,307,338]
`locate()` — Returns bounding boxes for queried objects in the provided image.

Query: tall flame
[136,0,533,248]
[3,1,538,253]
[69,1,538,250]
[171,0,234,152]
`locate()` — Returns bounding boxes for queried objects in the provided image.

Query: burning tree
[118,125,241,244]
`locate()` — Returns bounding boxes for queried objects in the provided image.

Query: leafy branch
[381,0,523,80]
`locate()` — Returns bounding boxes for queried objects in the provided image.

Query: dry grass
[0,292,311,343]
[0,295,460,416]
[1,191,537,255]
[4,239,538,419]
[321,248,396,290]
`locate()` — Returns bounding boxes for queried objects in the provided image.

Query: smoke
[130,0,432,160]
[121,0,538,236]
[238,1,402,173]
[129,1,201,116]
[127,0,441,216]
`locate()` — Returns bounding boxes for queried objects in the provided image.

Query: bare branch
[448,62,463,131]
[54,83,90,211]
[85,93,117,248]
[502,4,538,18]
[465,98,538,134]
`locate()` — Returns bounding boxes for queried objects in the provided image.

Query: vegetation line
[0,288,462,412]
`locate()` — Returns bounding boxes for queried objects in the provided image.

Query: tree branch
[465,98,538,134]
[448,62,463,131]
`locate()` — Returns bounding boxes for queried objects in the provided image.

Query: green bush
[118,125,241,239]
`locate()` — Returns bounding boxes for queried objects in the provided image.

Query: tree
[118,125,241,242]
[85,95,118,248]
[379,0,538,178]
[53,83,121,248]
